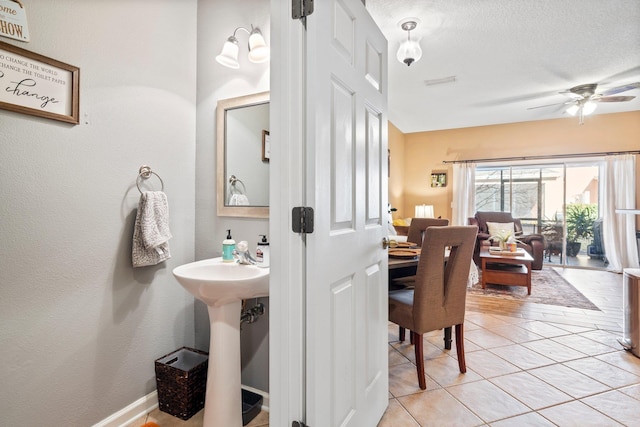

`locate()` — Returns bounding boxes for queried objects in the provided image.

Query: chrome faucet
[234,241,258,265]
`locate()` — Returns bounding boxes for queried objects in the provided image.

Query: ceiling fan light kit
[397,19,422,66]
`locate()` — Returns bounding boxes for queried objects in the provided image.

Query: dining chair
[388,225,478,390]
[391,218,450,290]
[406,218,450,246]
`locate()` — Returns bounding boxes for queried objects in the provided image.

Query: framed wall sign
[0,0,31,42]
[0,41,80,124]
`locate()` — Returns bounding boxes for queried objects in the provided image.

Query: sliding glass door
[475,161,605,269]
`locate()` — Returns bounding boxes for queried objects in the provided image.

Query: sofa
[468,211,545,270]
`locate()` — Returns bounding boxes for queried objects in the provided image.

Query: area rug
[468,267,600,311]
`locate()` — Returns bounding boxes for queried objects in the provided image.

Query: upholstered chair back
[407,218,450,247]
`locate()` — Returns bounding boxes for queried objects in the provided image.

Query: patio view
[475,162,605,269]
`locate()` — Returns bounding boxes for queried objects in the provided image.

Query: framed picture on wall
[262,130,270,162]
[431,171,447,187]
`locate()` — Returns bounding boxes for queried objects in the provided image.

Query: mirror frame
[216,91,270,218]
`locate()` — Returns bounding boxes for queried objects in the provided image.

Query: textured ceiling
[366,0,640,133]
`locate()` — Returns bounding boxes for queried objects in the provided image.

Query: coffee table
[479,247,534,295]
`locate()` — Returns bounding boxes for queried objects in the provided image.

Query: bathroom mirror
[216,91,269,218]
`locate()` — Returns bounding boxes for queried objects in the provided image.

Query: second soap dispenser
[256,235,270,267]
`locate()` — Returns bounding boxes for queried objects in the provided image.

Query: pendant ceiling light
[397,20,422,66]
[216,25,270,69]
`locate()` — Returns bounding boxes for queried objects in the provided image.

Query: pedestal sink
[173,257,269,427]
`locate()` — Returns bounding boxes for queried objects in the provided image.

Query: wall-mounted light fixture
[397,19,422,67]
[215,25,269,69]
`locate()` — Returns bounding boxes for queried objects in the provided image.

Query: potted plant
[565,203,597,257]
[489,229,523,251]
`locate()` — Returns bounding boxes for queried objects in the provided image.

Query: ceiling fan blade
[558,90,583,100]
[527,101,569,110]
[473,89,561,107]
[596,95,636,102]
[599,82,640,96]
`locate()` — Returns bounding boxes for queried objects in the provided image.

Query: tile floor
[127,405,268,427]
[379,268,640,426]
[131,268,640,426]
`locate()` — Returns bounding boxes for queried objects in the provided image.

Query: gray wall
[195,0,271,392]
[0,1,198,425]
[0,2,271,424]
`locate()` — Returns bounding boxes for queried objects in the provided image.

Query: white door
[269,0,388,425]
[304,1,389,426]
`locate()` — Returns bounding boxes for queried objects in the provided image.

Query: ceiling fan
[529,81,640,124]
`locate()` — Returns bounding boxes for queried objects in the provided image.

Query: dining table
[388,244,478,286]
[388,252,419,280]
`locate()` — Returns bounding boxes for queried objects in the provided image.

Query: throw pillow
[393,218,408,226]
[486,221,514,239]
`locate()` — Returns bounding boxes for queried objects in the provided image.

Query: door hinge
[292,422,308,427]
[292,207,314,234]
[292,0,314,19]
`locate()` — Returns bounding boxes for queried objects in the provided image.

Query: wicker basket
[155,347,208,420]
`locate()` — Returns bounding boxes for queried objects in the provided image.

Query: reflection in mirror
[216,92,269,218]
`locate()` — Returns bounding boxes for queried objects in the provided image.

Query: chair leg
[455,323,466,373]
[443,326,452,350]
[412,331,426,390]
[399,326,405,342]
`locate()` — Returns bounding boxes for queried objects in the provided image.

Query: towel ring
[136,165,164,194]
[228,175,246,195]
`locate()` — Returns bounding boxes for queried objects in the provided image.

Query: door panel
[305,0,389,426]
[366,107,382,223]
[331,277,356,426]
[331,79,355,227]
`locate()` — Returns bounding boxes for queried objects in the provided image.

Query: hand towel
[132,191,172,267]
[229,193,250,206]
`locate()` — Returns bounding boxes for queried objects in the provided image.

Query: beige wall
[390,111,640,226]
[388,122,406,218]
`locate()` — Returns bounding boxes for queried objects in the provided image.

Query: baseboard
[91,390,158,427]
[92,387,269,427]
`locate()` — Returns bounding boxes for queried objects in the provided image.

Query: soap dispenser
[256,235,270,267]
[222,229,236,262]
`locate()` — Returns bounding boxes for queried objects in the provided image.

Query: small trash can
[155,347,208,420]
[621,269,640,358]
[242,388,263,426]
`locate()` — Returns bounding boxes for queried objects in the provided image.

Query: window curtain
[452,163,476,226]
[602,154,639,271]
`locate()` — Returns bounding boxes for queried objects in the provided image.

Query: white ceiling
[366,0,640,133]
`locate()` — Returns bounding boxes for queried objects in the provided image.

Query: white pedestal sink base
[203,301,243,427]
[171,258,269,427]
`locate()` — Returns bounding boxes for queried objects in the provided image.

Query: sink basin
[172,257,269,427]
[173,257,269,306]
